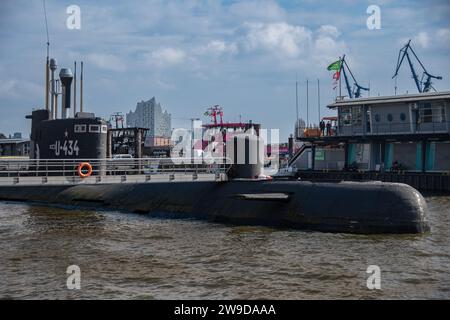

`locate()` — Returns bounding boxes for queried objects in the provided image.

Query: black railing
[297,121,449,138]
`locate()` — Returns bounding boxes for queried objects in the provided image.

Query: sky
[0,0,450,141]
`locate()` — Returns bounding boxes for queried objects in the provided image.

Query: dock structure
[0,157,230,186]
[292,91,450,192]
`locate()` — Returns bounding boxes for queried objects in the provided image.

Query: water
[0,196,449,299]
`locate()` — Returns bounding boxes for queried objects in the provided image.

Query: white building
[126,97,171,137]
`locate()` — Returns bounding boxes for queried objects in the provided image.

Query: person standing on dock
[326,121,331,136]
[319,119,325,136]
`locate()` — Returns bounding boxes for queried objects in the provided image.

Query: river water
[0,196,449,299]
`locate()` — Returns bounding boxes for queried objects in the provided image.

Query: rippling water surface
[0,196,449,299]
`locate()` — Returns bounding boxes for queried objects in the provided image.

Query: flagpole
[339,56,342,99]
[317,78,320,123]
[296,75,299,135]
[306,79,309,127]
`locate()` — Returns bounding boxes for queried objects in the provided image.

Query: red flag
[333,71,340,80]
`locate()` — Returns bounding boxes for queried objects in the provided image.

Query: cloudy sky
[1,0,449,140]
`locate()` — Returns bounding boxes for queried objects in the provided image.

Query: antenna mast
[295,77,299,133]
[43,0,50,112]
[73,61,77,117]
[306,79,309,127]
[317,79,320,123]
[80,61,84,112]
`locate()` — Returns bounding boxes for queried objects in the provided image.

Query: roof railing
[296,120,450,138]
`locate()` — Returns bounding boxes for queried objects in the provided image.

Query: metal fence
[0,157,232,178]
[340,121,449,136]
[297,121,450,138]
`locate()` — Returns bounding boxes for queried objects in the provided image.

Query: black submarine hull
[0,180,430,234]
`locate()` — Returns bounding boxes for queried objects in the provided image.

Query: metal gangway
[0,157,232,186]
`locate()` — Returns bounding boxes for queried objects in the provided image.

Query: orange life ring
[77,162,93,178]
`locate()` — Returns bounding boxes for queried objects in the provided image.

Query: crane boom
[339,55,369,99]
[392,39,442,93]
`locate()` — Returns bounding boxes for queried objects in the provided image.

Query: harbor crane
[204,105,224,126]
[339,55,369,99]
[392,39,442,93]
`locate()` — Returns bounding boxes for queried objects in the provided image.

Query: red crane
[204,105,223,126]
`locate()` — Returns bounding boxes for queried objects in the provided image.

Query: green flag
[327,60,341,71]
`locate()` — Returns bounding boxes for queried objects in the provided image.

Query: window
[339,107,352,126]
[419,103,432,123]
[387,114,393,122]
[418,102,446,123]
[400,113,406,121]
[432,104,446,123]
[74,124,86,133]
[375,114,380,122]
[101,125,108,133]
[351,106,363,126]
[89,125,100,133]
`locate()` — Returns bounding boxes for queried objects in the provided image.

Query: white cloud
[241,22,345,69]
[144,48,186,68]
[316,25,341,39]
[312,25,347,67]
[0,79,42,100]
[401,29,450,51]
[436,28,450,43]
[86,53,126,72]
[244,22,312,58]
[198,40,238,56]
[415,31,430,49]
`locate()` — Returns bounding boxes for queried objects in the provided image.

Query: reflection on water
[0,196,449,299]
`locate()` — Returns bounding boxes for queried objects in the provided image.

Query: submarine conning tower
[27,62,107,160]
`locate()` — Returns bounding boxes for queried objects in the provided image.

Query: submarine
[0,133,430,234]
[0,55,430,235]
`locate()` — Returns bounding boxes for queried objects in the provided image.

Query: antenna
[339,56,342,98]
[317,78,320,123]
[80,61,84,112]
[306,79,309,127]
[295,75,299,131]
[73,61,77,117]
[49,58,58,119]
[394,74,398,95]
[42,0,50,112]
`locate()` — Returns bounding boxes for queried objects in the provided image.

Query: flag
[333,71,340,80]
[327,60,341,71]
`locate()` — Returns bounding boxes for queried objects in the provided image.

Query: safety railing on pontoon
[0,157,233,178]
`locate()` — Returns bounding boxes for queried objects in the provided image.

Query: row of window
[74,124,108,133]
[374,113,407,122]
[340,103,447,126]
